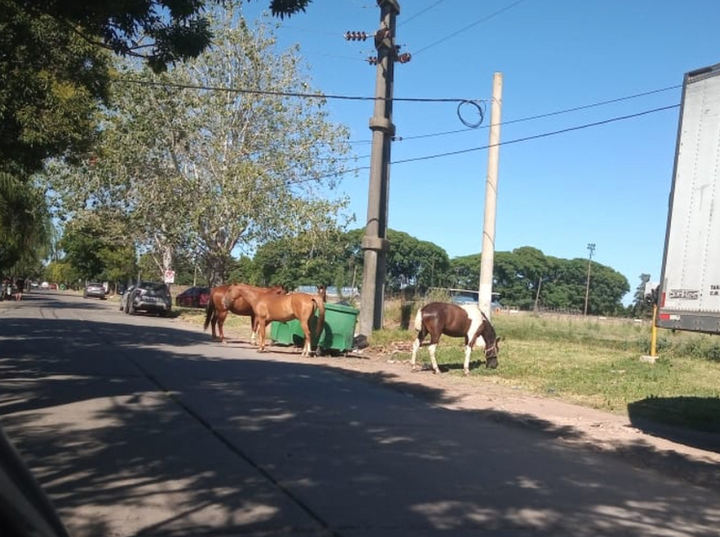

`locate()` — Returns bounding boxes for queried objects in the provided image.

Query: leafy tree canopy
[45,7,350,285]
[0,172,52,274]
[18,0,313,72]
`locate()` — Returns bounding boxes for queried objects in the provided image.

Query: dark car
[175,286,211,308]
[123,281,172,316]
[83,282,106,300]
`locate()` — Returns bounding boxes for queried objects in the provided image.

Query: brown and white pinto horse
[411,301,500,375]
[240,285,327,356]
[203,283,285,343]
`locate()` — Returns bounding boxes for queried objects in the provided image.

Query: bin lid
[325,302,360,314]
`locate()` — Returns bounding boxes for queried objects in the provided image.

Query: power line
[392,104,680,165]
[349,84,682,144]
[413,0,532,56]
[399,0,452,27]
[320,103,680,179]
[112,77,473,103]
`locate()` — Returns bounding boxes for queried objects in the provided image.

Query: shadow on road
[628,396,720,454]
[1,304,720,536]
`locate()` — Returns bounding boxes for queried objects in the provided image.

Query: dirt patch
[192,322,720,490]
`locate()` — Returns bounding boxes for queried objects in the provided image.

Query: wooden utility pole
[358,0,400,336]
[478,72,503,319]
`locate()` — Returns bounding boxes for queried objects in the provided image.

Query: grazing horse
[204,284,285,343]
[240,285,327,356]
[411,301,500,376]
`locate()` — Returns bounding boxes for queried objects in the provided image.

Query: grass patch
[378,306,720,434]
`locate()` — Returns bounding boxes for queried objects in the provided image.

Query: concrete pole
[478,72,503,319]
[584,243,595,316]
[358,0,400,336]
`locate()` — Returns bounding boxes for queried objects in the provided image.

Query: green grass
[378,309,720,434]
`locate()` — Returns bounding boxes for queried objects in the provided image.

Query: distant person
[15,278,24,301]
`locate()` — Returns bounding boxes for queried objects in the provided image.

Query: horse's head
[484,336,501,369]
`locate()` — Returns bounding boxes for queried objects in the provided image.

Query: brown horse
[240,285,327,356]
[204,283,285,343]
[411,301,500,375]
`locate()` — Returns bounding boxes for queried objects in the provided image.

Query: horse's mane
[480,310,497,340]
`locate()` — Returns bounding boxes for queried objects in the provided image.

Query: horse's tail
[203,298,215,331]
[413,307,423,332]
[313,296,326,340]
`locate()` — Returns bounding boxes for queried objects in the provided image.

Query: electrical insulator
[344,31,369,41]
[397,53,412,64]
[367,56,378,65]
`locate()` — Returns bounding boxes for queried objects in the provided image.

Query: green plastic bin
[270,302,360,354]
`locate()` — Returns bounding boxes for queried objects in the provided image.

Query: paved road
[1,291,719,537]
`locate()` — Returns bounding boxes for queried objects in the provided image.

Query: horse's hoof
[463,370,470,377]
[433,369,440,375]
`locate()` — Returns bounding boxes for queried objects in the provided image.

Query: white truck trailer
[657,62,720,333]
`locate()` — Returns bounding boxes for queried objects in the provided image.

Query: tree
[0,173,52,276]
[340,229,450,294]
[43,260,78,288]
[253,227,352,290]
[46,7,351,285]
[59,209,136,283]
[0,0,112,176]
[632,273,656,318]
[2,1,315,269]
[15,1,313,73]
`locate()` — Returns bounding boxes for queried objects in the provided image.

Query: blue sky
[241,0,720,304]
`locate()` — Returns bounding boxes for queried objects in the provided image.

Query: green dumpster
[319,302,360,353]
[270,302,360,355]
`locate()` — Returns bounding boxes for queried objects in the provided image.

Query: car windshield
[140,282,167,292]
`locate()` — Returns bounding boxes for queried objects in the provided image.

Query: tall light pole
[478,72,503,319]
[584,243,596,316]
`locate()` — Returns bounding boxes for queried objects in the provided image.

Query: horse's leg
[411,327,427,370]
[217,309,228,343]
[463,344,472,376]
[250,313,257,345]
[256,316,270,352]
[465,333,483,375]
[299,318,312,357]
[428,333,441,374]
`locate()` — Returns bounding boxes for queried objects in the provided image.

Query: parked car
[119,284,135,312]
[122,281,172,316]
[175,286,211,308]
[83,282,106,300]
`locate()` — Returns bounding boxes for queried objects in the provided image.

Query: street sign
[164,270,175,284]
